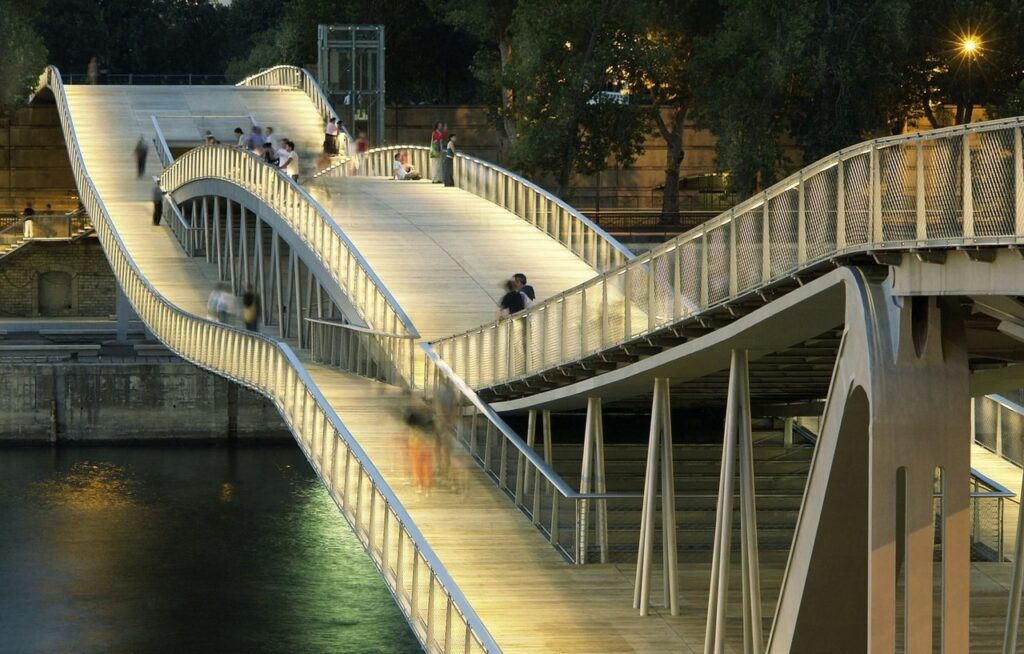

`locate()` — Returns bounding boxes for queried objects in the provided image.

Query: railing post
[963,131,974,240]
[871,144,883,244]
[796,175,807,266]
[836,159,847,251]
[761,197,771,283]
[1015,127,1024,236]
[729,209,738,296]
[916,140,927,241]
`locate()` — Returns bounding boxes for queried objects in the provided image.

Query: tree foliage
[501,0,649,197]
[0,0,47,117]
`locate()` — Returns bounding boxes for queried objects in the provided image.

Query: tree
[503,0,648,198]
[0,0,47,117]
[429,0,518,142]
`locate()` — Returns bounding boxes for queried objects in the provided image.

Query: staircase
[0,212,93,259]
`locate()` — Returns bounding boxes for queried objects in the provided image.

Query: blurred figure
[404,397,435,495]
[354,132,368,175]
[134,136,148,178]
[244,125,263,151]
[44,203,52,213]
[21,202,35,217]
[86,57,99,84]
[242,282,260,332]
[208,283,232,323]
[152,183,163,226]
[204,130,218,145]
[263,127,277,164]
[430,122,445,183]
[233,127,245,147]
[433,383,458,488]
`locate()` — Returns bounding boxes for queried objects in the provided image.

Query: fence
[433,117,1024,391]
[63,73,227,85]
[362,145,634,274]
[39,64,499,654]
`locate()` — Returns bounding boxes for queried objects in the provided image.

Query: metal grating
[769,189,798,275]
[733,207,763,292]
[805,165,838,260]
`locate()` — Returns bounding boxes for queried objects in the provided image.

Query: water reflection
[0,444,420,654]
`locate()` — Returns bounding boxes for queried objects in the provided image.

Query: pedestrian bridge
[33,64,1024,652]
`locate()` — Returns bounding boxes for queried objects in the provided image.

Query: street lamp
[960,35,980,58]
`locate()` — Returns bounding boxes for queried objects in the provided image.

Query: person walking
[430,122,445,183]
[242,282,261,331]
[134,137,148,178]
[233,127,245,147]
[244,125,262,151]
[152,183,163,226]
[443,133,457,187]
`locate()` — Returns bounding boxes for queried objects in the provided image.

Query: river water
[0,443,420,654]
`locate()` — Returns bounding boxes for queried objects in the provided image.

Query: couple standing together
[430,123,456,187]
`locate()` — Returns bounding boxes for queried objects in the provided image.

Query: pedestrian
[151,184,163,226]
[244,125,263,151]
[497,279,525,320]
[279,140,299,182]
[354,132,368,174]
[433,382,458,488]
[204,130,218,145]
[430,122,445,183]
[404,398,435,495]
[443,133,457,187]
[134,136,148,178]
[263,126,274,149]
[513,273,535,308]
[21,202,35,217]
[86,56,99,85]
[44,204,52,213]
[392,154,421,180]
[324,117,339,155]
[233,127,245,147]
[242,282,260,332]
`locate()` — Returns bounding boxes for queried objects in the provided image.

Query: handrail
[363,144,634,274]
[236,65,353,141]
[161,145,420,384]
[433,115,1024,391]
[306,316,417,340]
[160,146,418,332]
[38,64,499,654]
[421,343,639,563]
[151,116,174,167]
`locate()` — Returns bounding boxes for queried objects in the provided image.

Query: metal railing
[308,317,417,388]
[235,65,353,141]
[968,471,1014,561]
[975,393,1024,467]
[38,64,498,654]
[0,211,91,248]
[159,145,420,385]
[63,72,228,85]
[362,145,634,274]
[433,116,1024,391]
[421,344,638,563]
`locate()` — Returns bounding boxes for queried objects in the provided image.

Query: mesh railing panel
[843,153,871,247]
[924,137,964,240]
[805,165,838,259]
[678,239,702,315]
[733,207,763,292]
[706,224,730,304]
[769,189,798,275]
[972,130,1015,238]
[880,143,916,242]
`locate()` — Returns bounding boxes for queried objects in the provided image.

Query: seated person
[392,154,421,180]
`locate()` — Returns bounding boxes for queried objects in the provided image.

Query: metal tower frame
[317,24,386,146]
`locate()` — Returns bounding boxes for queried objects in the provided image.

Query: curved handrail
[433,115,1024,391]
[160,146,419,336]
[236,65,353,141]
[362,144,635,273]
[39,65,499,653]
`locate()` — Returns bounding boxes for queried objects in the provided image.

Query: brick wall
[0,237,116,318]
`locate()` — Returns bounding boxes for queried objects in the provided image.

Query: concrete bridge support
[768,279,970,653]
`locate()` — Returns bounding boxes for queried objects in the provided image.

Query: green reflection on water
[0,444,420,654]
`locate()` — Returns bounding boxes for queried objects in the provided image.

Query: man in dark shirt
[498,279,525,319]
[514,273,535,306]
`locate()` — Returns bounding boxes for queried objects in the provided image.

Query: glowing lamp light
[961,36,980,55]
